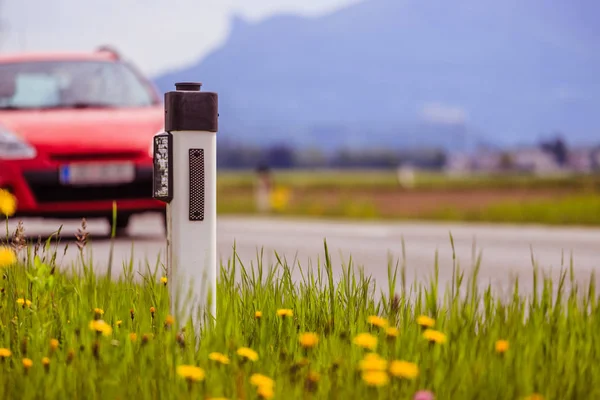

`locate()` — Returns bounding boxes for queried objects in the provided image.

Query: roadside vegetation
[1,188,599,399]
[217,169,600,226]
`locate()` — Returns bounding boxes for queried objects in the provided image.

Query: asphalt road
[6,214,600,297]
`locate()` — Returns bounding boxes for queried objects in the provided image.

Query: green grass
[1,220,600,399]
[217,169,600,191]
[421,194,600,226]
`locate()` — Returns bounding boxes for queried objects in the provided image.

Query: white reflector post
[159,81,219,330]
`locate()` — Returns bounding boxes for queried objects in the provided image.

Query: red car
[0,46,166,236]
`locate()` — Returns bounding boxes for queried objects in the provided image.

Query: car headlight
[0,125,36,160]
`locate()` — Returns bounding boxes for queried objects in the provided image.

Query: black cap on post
[165,82,218,132]
[175,82,202,91]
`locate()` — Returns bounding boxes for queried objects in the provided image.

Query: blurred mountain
[153,0,600,152]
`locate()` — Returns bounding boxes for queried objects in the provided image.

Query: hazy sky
[0,0,358,77]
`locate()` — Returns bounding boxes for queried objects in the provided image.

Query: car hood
[0,107,164,153]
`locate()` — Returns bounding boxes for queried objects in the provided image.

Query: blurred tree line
[216,140,447,170]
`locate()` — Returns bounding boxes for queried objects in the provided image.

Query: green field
[0,219,598,399]
[216,169,600,226]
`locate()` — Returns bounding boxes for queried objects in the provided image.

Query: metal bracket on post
[152,132,174,203]
[164,81,218,332]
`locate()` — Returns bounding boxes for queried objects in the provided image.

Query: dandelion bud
[42,357,50,373]
[150,307,156,319]
[130,309,135,321]
[66,349,75,365]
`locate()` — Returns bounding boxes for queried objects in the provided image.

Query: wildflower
[353,333,378,351]
[367,315,389,328]
[359,353,387,371]
[237,347,259,362]
[250,373,274,389]
[165,315,175,328]
[0,348,11,358]
[42,357,50,372]
[22,357,33,371]
[160,276,168,285]
[0,247,17,268]
[255,311,263,319]
[257,384,274,399]
[277,308,293,318]
[130,308,135,321]
[305,371,320,392]
[89,320,113,337]
[94,308,104,317]
[150,307,156,317]
[361,370,389,387]
[50,338,59,352]
[116,320,123,327]
[423,329,446,344]
[386,327,399,338]
[523,394,545,400]
[299,332,319,348]
[129,333,138,342]
[414,390,435,400]
[142,333,152,345]
[417,315,435,328]
[495,339,509,354]
[66,349,75,365]
[209,352,230,365]
[0,189,16,217]
[16,298,32,308]
[176,365,205,382]
[389,360,419,380]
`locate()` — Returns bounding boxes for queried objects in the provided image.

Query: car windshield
[0,59,158,109]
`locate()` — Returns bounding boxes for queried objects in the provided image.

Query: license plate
[59,162,136,185]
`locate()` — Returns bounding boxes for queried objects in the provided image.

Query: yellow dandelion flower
[237,347,259,361]
[50,338,59,351]
[22,358,33,369]
[160,276,168,285]
[129,333,137,342]
[88,320,113,337]
[495,339,509,353]
[209,352,230,365]
[385,327,399,337]
[0,246,17,268]
[276,308,293,318]
[361,370,389,387]
[207,398,229,400]
[0,189,16,217]
[176,365,205,382]
[358,352,387,371]
[417,315,435,328]
[423,329,447,344]
[250,373,275,389]
[524,394,545,400]
[42,357,50,366]
[367,315,388,328]
[257,384,275,399]
[116,320,123,327]
[255,311,262,319]
[94,308,104,316]
[389,360,419,380]
[353,332,378,351]
[299,332,319,348]
[165,315,175,327]
[0,348,11,358]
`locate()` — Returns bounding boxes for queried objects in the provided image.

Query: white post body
[168,129,217,326]
[153,82,219,331]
